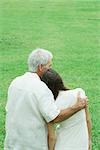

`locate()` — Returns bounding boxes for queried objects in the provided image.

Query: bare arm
[47,122,56,150]
[52,92,87,123]
[85,107,92,150]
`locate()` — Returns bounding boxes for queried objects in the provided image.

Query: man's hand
[72,92,88,110]
[52,92,88,123]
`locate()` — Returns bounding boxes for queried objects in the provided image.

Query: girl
[41,69,92,150]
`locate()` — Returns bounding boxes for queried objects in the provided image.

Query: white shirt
[4,72,60,150]
[55,88,88,150]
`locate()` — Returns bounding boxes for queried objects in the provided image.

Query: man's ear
[38,64,43,72]
[37,65,43,77]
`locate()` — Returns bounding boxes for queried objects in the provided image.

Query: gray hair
[28,48,53,72]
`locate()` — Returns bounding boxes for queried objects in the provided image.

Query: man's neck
[36,71,42,78]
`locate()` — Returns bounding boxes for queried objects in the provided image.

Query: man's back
[4,72,59,150]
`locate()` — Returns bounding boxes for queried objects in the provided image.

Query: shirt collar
[24,72,40,80]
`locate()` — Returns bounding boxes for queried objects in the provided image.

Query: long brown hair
[41,69,70,99]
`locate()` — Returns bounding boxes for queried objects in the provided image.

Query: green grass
[0,0,100,149]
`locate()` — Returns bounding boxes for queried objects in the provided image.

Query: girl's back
[55,88,88,150]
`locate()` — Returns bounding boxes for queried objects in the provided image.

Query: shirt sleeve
[37,84,60,123]
[73,88,87,103]
[76,88,86,99]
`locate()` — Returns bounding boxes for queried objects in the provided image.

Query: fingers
[85,100,88,108]
[77,92,88,101]
[77,91,80,98]
[82,97,88,107]
[81,100,86,108]
[77,91,81,101]
[76,91,89,109]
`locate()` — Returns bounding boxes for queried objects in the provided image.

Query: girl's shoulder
[55,90,76,108]
[72,88,86,98]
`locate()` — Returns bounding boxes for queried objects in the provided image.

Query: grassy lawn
[0,0,99,149]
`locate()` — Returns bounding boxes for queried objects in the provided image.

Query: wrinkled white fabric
[4,72,60,150]
[55,88,88,150]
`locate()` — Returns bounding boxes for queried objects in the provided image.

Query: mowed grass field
[0,0,100,149]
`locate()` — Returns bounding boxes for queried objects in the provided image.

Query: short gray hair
[28,48,53,72]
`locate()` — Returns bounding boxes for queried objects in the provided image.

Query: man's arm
[51,92,87,123]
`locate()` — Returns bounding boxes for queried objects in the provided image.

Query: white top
[55,88,88,150]
[4,72,60,150]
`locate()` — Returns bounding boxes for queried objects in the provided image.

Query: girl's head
[41,69,69,99]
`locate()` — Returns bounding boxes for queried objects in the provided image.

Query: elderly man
[4,48,87,150]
